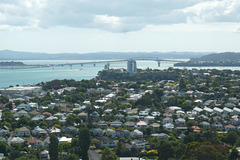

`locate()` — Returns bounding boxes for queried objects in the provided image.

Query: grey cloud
[0,0,240,32]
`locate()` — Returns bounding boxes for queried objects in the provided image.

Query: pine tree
[79,127,90,160]
[49,134,59,160]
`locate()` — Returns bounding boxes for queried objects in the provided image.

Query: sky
[0,0,240,53]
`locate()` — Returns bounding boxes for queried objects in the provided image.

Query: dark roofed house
[62,126,78,135]
[125,121,135,128]
[151,133,169,140]
[0,129,10,137]
[131,140,146,149]
[16,127,30,137]
[100,136,116,147]
[90,111,100,119]
[91,128,103,137]
[32,115,44,121]
[43,136,50,148]
[8,137,25,146]
[110,121,122,128]
[97,121,108,128]
[32,126,47,136]
[116,129,131,139]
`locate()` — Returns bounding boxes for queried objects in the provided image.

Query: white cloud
[236,27,240,33]
[182,0,240,23]
[0,0,240,32]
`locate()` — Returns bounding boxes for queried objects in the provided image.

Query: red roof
[225,125,236,128]
[137,121,148,126]
[25,137,42,143]
[43,112,52,115]
[163,112,172,117]
[192,126,201,132]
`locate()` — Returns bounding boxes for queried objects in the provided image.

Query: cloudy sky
[0,0,240,53]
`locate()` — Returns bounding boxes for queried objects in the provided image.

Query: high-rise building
[127,60,137,74]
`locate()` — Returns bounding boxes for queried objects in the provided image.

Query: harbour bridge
[49,58,185,68]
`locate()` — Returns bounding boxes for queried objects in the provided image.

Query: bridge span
[49,58,185,68]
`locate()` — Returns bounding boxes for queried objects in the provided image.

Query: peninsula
[0,61,47,69]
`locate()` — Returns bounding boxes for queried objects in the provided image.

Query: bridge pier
[104,63,110,70]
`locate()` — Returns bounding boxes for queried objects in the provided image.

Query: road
[88,150,101,160]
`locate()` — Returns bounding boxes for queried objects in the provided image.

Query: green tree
[14,100,21,106]
[39,121,48,128]
[2,109,14,123]
[158,141,175,160]
[194,144,225,160]
[6,102,13,110]
[66,154,79,160]
[17,116,31,128]
[153,89,164,98]
[0,95,9,104]
[0,141,6,155]
[225,130,238,146]
[59,142,71,152]
[66,114,75,125]
[79,127,90,160]
[230,146,239,160]
[102,147,117,160]
[179,78,186,90]
[49,134,59,160]
[182,142,227,160]
[181,101,192,111]
[116,141,125,156]
[69,138,79,156]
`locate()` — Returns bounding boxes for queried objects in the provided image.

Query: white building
[127,60,137,74]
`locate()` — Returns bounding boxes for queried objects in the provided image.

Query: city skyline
[0,0,240,53]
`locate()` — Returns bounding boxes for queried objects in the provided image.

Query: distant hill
[191,52,240,61]
[0,50,210,60]
[0,61,26,66]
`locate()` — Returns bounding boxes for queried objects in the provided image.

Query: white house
[213,107,223,115]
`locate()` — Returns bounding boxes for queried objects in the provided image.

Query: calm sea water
[1,59,240,89]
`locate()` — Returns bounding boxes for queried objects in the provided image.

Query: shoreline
[0,65,49,69]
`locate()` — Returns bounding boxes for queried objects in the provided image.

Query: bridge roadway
[48,58,185,67]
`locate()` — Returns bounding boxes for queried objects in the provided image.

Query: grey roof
[32,115,44,121]
[213,107,223,113]
[203,107,213,112]
[8,137,25,143]
[17,127,30,132]
[193,107,203,112]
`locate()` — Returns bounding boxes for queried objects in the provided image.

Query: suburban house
[136,121,148,130]
[100,136,116,147]
[25,137,43,149]
[16,127,31,137]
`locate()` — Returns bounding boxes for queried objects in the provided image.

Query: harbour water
[1,59,240,89]
[0,60,173,88]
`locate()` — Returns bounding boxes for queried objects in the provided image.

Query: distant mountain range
[191,52,240,61]
[0,50,211,60]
